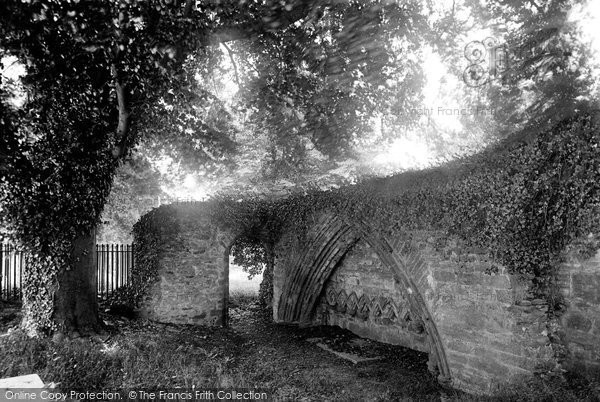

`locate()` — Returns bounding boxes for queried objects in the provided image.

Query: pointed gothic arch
[275,213,451,383]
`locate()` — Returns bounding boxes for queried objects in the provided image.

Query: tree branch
[110,0,313,160]
[222,42,240,86]
[239,52,260,75]
[111,64,130,159]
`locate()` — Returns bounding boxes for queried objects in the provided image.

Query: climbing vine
[209,113,600,307]
[130,113,600,314]
[113,205,179,308]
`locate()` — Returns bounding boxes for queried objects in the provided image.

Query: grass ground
[1,298,599,401]
[229,262,262,309]
[229,262,262,295]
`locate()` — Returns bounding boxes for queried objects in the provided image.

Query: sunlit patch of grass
[0,325,244,390]
[229,263,261,308]
[229,263,261,295]
[441,372,600,401]
[229,290,258,308]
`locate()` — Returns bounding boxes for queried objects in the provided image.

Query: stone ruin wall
[313,240,429,353]
[137,206,232,326]
[558,246,600,377]
[137,204,600,394]
[271,215,554,394]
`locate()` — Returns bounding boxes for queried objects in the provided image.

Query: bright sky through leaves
[3,0,599,203]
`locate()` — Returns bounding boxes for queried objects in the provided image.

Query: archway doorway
[228,237,266,318]
[273,214,451,384]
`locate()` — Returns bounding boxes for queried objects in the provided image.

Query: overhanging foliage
[136,113,600,309]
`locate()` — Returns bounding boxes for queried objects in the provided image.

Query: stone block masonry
[137,204,234,326]
[272,213,556,395]
[559,245,600,378]
[313,240,430,353]
[137,203,599,395]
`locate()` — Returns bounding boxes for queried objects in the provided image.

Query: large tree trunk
[53,230,100,335]
[21,229,102,337]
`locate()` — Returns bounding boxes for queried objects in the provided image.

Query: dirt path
[227,301,443,401]
[3,300,598,400]
[1,300,444,401]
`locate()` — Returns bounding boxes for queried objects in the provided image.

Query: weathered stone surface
[572,273,600,303]
[137,203,600,396]
[558,247,600,377]
[0,374,45,388]
[138,205,233,326]
[564,310,593,332]
[274,222,553,394]
[273,221,560,394]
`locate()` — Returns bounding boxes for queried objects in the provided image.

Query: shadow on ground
[2,299,598,401]
[228,300,442,401]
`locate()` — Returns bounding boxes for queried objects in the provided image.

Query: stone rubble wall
[313,240,429,353]
[137,205,233,326]
[138,203,600,395]
[272,212,554,394]
[407,230,553,394]
[558,247,600,378]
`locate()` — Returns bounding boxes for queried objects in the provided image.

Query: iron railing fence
[0,243,24,301]
[0,243,134,302]
[96,243,134,299]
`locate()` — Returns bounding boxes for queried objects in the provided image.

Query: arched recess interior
[276,215,451,383]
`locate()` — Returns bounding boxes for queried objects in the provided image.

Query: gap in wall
[228,242,265,311]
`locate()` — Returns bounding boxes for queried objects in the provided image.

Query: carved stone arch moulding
[275,215,451,385]
[359,229,451,384]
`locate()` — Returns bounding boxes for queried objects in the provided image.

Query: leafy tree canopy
[0,0,443,333]
[1,0,599,332]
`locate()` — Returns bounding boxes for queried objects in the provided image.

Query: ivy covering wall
[131,113,600,315]
[109,205,179,308]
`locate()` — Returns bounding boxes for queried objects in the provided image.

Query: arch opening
[314,240,430,353]
[276,216,451,384]
[227,236,266,318]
